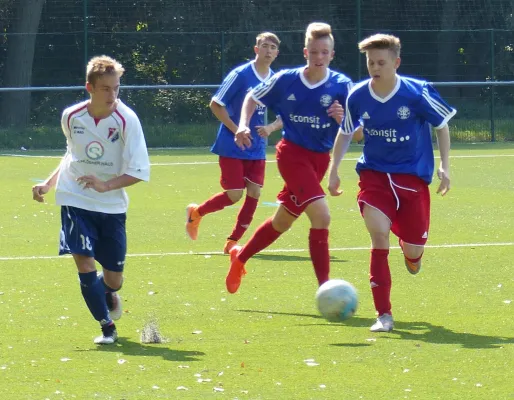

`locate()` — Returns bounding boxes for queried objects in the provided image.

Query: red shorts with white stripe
[275,139,330,217]
[357,169,431,245]
[219,156,266,190]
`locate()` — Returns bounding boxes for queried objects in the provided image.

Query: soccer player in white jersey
[225,22,355,294]
[31,55,150,344]
[328,34,456,332]
[185,32,282,254]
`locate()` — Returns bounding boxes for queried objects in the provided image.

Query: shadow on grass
[89,338,205,361]
[238,309,514,349]
[206,253,347,263]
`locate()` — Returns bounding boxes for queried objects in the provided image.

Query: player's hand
[328,171,343,196]
[77,175,109,193]
[234,126,252,150]
[32,183,51,203]
[436,167,450,196]
[327,100,344,125]
[256,125,273,138]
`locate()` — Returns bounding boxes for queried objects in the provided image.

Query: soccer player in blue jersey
[225,22,354,294]
[328,33,456,332]
[185,32,282,254]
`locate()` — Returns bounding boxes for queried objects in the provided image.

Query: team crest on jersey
[85,141,104,160]
[397,106,411,120]
[108,128,120,143]
[320,94,332,107]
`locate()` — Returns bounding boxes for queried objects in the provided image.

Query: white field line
[1,153,514,165]
[0,241,512,261]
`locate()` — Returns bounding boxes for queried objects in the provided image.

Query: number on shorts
[80,234,92,251]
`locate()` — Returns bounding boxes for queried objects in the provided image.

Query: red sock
[238,218,282,263]
[229,195,258,241]
[197,192,234,216]
[369,249,392,315]
[309,228,330,285]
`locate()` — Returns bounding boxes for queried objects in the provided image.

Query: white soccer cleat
[107,292,123,321]
[370,313,394,332]
[94,324,118,345]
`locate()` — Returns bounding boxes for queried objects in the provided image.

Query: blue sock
[78,271,111,325]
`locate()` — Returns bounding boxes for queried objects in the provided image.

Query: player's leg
[390,174,431,275]
[95,212,126,324]
[60,206,115,343]
[362,205,395,332]
[226,204,296,294]
[357,171,397,332]
[304,197,331,285]
[225,160,265,253]
[186,156,243,240]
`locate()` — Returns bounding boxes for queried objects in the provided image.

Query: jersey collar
[368,74,401,103]
[251,61,272,82]
[299,66,330,89]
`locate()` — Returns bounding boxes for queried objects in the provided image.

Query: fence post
[84,0,88,67]
[356,0,362,80]
[490,28,495,142]
[221,31,225,79]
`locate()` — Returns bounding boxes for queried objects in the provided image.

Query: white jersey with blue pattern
[341,75,456,183]
[251,67,353,153]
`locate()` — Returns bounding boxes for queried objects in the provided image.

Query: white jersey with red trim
[55,99,150,213]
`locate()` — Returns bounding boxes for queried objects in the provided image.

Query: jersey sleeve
[122,115,150,182]
[211,70,242,107]
[250,70,287,109]
[340,90,360,136]
[418,83,457,129]
[61,109,71,141]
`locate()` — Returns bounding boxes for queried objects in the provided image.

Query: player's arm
[32,110,71,202]
[76,173,142,193]
[234,92,259,149]
[418,83,456,196]
[32,162,62,202]
[435,124,451,196]
[209,99,238,134]
[328,94,360,196]
[256,115,282,138]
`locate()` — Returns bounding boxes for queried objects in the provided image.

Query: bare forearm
[104,174,142,191]
[330,130,353,171]
[44,163,62,187]
[239,93,258,128]
[268,116,283,132]
[210,100,238,134]
[436,125,451,170]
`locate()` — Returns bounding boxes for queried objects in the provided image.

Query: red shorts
[357,169,431,245]
[275,139,330,217]
[219,156,265,190]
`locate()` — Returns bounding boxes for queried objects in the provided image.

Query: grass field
[1,143,513,399]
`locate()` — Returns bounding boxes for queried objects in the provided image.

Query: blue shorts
[59,206,127,272]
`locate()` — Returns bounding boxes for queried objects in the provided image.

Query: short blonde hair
[256,32,280,47]
[304,22,333,47]
[358,34,401,58]
[86,55,125,85]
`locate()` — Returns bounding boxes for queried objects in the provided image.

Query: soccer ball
[315,279,358,322]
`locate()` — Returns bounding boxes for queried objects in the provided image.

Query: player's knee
[226,190,244,203]
[246,185,261,199]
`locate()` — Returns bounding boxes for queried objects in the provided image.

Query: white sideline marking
[0,242,512,261]
[1,153,514,165]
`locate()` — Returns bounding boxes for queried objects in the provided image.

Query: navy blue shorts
[60,206,127,272]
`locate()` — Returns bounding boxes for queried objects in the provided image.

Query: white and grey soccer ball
[316,279,358,322]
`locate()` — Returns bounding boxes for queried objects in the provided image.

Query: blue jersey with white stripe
[211,61,272,160]
[251,67,353,153]
[341,75,456,183]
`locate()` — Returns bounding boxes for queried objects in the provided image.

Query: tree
[0,0,45,127]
